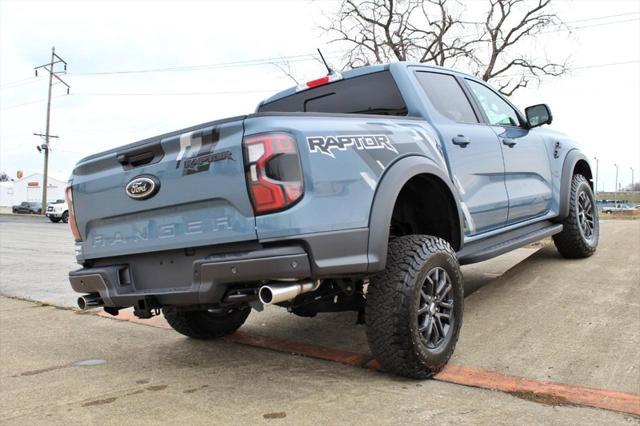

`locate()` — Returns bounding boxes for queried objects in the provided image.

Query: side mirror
[525,104,552,128]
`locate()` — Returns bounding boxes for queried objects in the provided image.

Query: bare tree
[323,0,477,69]
[625,182,640,192]
[270,58,301,85]
[324,0,569,95]
[477,0,568,95]
[269,54,336,86]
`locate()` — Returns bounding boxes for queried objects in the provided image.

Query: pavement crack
[146,384,168,392]
[14,364,68,377]
[263,412,287,419]
[82,397,118,407]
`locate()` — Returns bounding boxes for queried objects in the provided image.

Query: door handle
[452,135,471,147]
[502,138,517,148]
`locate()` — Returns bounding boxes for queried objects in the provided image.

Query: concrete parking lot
[1,215,639,424]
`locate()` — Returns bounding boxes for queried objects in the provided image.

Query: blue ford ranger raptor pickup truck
[67,62,599,378]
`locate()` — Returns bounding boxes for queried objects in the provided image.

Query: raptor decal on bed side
[306,135,397,158]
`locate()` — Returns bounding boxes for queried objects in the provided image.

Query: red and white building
[0,173,67,207]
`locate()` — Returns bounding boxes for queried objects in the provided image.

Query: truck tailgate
[71,117,256,260]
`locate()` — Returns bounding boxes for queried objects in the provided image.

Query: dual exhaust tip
[77,279,320,310]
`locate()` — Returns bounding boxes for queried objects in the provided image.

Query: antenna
[317,48,334,75]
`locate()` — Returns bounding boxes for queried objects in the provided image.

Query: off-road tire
[553,174,599,258]
[163,306,250,339]
[49,217,61,223]
[366,235,464,379]
[62,211,69,223]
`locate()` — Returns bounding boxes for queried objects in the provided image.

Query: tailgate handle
[116,144,164,170]
[117,151,154,167]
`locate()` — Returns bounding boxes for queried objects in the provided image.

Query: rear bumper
[69,245,310,307]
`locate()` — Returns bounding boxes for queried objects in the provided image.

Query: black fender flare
[556,150,592,222]
[367,155,465,273]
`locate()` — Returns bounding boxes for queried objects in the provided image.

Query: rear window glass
[415,71,478,124]
[258,71,407,116]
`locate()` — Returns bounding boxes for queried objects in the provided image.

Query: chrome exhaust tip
[258,280,320,305]
[77,293,103,310]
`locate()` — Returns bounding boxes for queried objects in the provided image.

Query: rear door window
[415,71,478,124]
[258,71,407,116]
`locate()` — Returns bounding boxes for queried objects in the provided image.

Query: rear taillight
[65,186,82,242]
[243,133,303,214]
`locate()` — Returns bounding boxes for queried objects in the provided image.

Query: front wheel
[61,211,69,223]
[366,235,463,379]
[553,174,599,258]
[163,305,250,339]
[49,217,61,223]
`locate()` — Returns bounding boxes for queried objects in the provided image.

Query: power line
[0,90,273,109]
[63,17,640,77]
[68,51,341,77]
[0,77,43,89]
[63,59,640,96]
[0,51,336,88]
[488,59,639,80]
[563,11,640,24]
[71,89,279,97]
[2,14,638,87]
[0,96,65,111]
[2,59,638,109]
[573,60,640,70]
[541,17,640,34]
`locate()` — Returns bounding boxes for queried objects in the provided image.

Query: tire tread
[163,306,250,339]
[366,235,463,379]
[553,174,598,258]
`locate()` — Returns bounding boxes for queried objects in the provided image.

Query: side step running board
[457,221,563,265]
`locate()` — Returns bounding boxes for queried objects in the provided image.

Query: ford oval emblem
[125,175,160,200]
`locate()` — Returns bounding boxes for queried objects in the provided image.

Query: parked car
[66,62,599,379]
[601,203,634,213]
[46,199,69,223]
[12,201,42,214]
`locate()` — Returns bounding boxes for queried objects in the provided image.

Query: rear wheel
[61,211,69,223]
[366,235,463,379]
[553,174,599,258]
[163,305,250,339]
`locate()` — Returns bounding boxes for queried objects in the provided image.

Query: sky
[0,0,638,192]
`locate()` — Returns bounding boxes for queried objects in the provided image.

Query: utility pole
[593,156,599,196]
[33,47,70,210]
[614,163,619,205]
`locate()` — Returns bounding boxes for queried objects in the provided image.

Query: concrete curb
[98,308,640,417]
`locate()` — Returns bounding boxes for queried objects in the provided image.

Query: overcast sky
[1,0,638,192]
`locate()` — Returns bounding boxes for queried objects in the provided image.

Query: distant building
[0,173,67,207]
